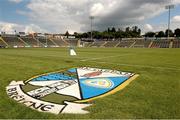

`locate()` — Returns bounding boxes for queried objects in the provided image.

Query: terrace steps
[33,37,45,47]
[0,36,9,46]
[130,41,136,48]
[18,37,29,46]
[148,41,153,48]
[115,41,121,47]
[169,41,173,48]
[49,38,59,47]
[62,38,69,46]
[100,41,107,47]
[88,42,94,47]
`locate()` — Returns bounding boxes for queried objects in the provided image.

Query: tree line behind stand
[65,27,180,39]
[145,28,180,37]
[66,26,141,39]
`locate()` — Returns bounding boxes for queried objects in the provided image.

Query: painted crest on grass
[6,67,138,114]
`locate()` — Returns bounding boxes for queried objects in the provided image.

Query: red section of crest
[82,71,102,78]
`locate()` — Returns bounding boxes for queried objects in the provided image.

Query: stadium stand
[104,41,120,47]
[0,36,8,48]
[36,37,56,47]
[1,34,180,48]
[150,40,170,48]
[89,41,106,47]
[33,37,46,47]
[18,37,29,46]
[172,40,180,48]
[65,39,78,47]
[2,35,25,47]
[20,36,39,47]
[51,38,69,47]
[48,39,59,47]
[0,40,6,48]
[83,42,94,47]
[133,39,151,48]
[117,39,135,48]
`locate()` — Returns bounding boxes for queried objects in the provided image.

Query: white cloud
[90,3,104,17]
[8,0,23,3]
[24,24,47,33]
[0,21,47,34]
[14,0,180,33]
[172,15,180,23]
[174,0,180,4]
[144,24,153,31]
[142,15,180,34]
[0,23,15,34]
[141,21,180,35]
[25,0,87,33]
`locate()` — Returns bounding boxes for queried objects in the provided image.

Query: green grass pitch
[0,48,179,119]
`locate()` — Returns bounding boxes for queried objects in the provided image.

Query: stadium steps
[100,41,107,47]
[51,38,68,47]
[129,41,136,48]
[66,39,79,47]
[77,39,80,47]
[151,40,170,48]
[20,36,39,47]
[104,41,120,47]
[33,37,45,47]
[115,41,121,47]
[169,41,173,48]
[18,37,29,46]
[116,40,135,48]
[172,40,180,48]
[62,38,70,46]
[88,42,94,47]
[83,42,93,47]
[49,38,59,47]
[0,36,9,46]
[2,36,21,47]
[148,41,153,48]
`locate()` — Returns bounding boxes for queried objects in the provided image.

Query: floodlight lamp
[165,5,175,9]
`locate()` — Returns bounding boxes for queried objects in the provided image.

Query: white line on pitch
[84,61,180,71]
[80,54,131,62]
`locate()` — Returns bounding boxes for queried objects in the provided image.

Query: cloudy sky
[0,0,180,34]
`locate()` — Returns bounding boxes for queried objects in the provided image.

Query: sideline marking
[84,61,180,71]
[80,54,131,62]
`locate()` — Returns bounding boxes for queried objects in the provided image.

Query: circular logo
[83,78,113,88]
[6,67,136,114]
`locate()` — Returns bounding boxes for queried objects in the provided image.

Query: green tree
[156,31,165,37]
[111,27,116,33]
[125,27,130,32]
[174,28,180,37]
[165,29,174,37]
[74,32,82,38]
[82,33,88,38]
[138,29,141,36]
[132,26,138,33]
[65,31,69,38]
[145,32,155,37]
[108,28,111,33]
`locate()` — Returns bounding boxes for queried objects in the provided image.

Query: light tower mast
[165,4,175,40]
[90,16,94,41]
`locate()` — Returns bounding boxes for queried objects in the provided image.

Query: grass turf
[0,48,179,119]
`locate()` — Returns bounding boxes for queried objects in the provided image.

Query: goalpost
[69,38,77,56]
[69,46,77,56]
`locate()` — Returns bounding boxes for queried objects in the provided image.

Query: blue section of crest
[79,77,129,99]
[68,68,76,73]
[31,68,77,81]
[32,73,75,81]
